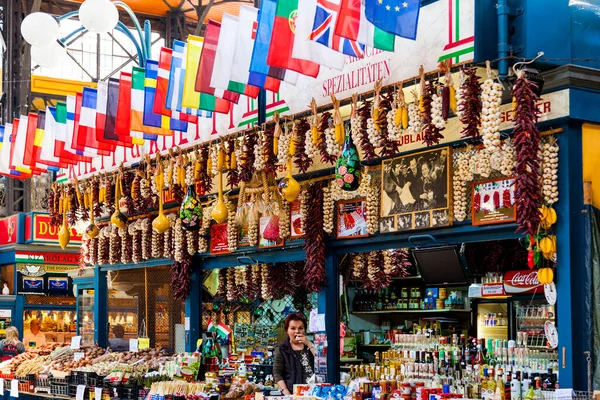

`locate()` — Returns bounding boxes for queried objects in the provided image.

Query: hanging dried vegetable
[303,183,326,292]
[378,90,399,157]
[541,138,559,205]
[277,115,292,166]
[227,199,237,252]
[279,200,291,240]
[513,72,542,236]
[48,185,61,227]
[458,66,482,139]
[263,124,278,177]
[97,227,109,265]
[89,237,98,266]
[172,253,192,302]
[91,178,102,218]
[119,227,132,264]
[422,81,445,146]
[367,80,384,148]
[108,226,121,265]
[481,62,503,153]
[453,149,473,222]
[197,145,212,195]
[294,118,313,173]
[363,251,389,290]
[356,100,377,161]
[104,176,115,214]
[382,249,411,278]
[163,214,176,259]
[67,185,79,226]
[224,138,239,188]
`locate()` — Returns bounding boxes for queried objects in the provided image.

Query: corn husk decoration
[58,189,71,249]
[418,65,426,113]
[331,94,344,146]
[273,112,282,156]
[111,173,128,229]
[310,98,320,146]
[372,79,385,131]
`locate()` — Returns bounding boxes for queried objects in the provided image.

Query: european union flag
[364,0,420,40]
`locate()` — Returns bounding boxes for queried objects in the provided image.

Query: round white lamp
[21,12,60,47]
[31,41,67,68]
[79,0,119,33]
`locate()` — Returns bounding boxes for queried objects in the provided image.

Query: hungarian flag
[210,14,260,98]
[154,47,198,124]
[39,106,65,168]
[96,81,117,152]
[130,66,163,138]
[195,19,241,104]
[267,0,320,77]
[115,72,144,146]
[182,35,231,114]
[216,322,232,338]
[77,87,112,156]
[105,77,131,147]
[144,60,186,133]
[167,41,212,121]
[249,0,298,87]
[207,319,217,333]
[293,0,346,70]
[335,0,395,51]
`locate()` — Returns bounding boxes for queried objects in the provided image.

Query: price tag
[185,317,190,331]
[129,339,138,353]
[0,378,4,392]
[76,385,86,400]
[71,335,82,350]
[138,338,150,349]
[74,352,85,362]
[10,379,18,398]
[95,387,103,400]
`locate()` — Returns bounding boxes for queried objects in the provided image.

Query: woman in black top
[273,313,315,396]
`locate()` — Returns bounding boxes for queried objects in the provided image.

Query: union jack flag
[310,0,365,58]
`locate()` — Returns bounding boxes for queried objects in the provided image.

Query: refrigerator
[471,298,511,341]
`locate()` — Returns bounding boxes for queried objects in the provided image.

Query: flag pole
[254,0,267,125]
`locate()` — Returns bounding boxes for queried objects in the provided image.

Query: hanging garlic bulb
[431,87,445,130]
[453,150,472,222]
[324,118,341,157]
[500,139,516,176]
[277,121,292,166]
[541,139,559,204]
[304,125,318,159]
[406,102,423,137]
[481,64,503,153]
[253,131,267,171]
[322,185,335,234]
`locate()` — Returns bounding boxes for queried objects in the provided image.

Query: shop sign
[482,283,506,297]
[15,251,79,265]
[503,270,543,294]
[24,213,82,245]
[17,263,78,277]
[0,310,12,318]
[0,215,18,246]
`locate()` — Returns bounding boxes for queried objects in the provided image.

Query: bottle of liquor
[504,369,512,400]
[511,370,522,400]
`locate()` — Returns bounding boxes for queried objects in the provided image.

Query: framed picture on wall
[337,199,368,239]
[210,223,230,254]
[472,177,517,226]
[381,147,452,230]
[289,198,305,239]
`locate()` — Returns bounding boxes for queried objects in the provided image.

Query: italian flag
[217,322,232,338]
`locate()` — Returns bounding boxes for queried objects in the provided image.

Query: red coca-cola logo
[503,270,542,294]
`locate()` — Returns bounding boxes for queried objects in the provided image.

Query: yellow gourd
[279,158,301,203]
[58,209,70,250]
[85,190,99,239]
[110,175,127,229]
[289,134,297,156]
[217,149,224,170]
[211,169,228,224]
[539,237,553,253]
[537,268,554,285]
[152,159,170,234]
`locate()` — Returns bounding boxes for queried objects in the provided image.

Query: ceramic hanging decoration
[335,121,361,191]
[180,161,203,231]
[152,157,170,234]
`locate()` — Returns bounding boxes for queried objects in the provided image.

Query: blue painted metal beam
[185,256,202,352]
[324,251,340,384]
[93,267,108,347]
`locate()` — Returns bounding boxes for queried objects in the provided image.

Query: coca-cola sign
[504,270,543,294]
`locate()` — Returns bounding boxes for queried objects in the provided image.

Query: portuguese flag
[267,0,320,78]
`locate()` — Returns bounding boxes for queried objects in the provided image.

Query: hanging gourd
[85,187,99,239]
[58,191,71,249]
[110,173,127,229]
[211,147,228,224]
[153,155,170,234]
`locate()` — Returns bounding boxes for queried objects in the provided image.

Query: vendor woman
[273,313,316,396]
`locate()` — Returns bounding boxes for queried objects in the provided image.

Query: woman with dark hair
[273,313,315,395]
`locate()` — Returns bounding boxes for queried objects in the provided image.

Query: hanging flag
[310,0,366,58]
[39,107,64,168]
[364,0,420,40]
[54,101,88,164]
[335,0,395,51]
[235,5,280,94]
[0,124,15,175]
[105,77,131,147]
[115,72,145,146]
[267,0,321,77]
[195,20,241,104]
[66,95,83,156]
[131,67,161,139]
[96,81,117,152]
[249,0,298,87]
[293,0,346,70]
[211,14,260,98]
[168,41,212,121]
[78,87,112,156]
[10,116,33,174]
[144,60,186,133]
[23,112,46,171]
[183,35,231,114]
[216,321,232,338]
[154,47,198,123]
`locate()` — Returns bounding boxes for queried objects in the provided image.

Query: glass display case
[475,301,509,341]
[78,289,95,346]
[23,310,77,343]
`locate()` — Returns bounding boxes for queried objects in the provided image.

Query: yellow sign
[138,338,150,350]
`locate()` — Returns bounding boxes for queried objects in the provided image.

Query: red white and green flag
[216,322,232,338]
[267,0,321,78]
[207,319,217,333]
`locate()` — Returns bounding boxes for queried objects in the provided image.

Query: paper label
[129,339,138,353]
[1,378,4,392]
[74,352,85,362]
[138,338,150,349]
[185,317,190,331]
[95,387,103,400]
[71,335,82,350]
[76,385,86,400]
[10,379,18,398]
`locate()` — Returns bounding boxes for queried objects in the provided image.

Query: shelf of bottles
[515,303,556,352]
[347,332,559,400]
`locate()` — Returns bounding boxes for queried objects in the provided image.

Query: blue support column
[14,295,24,338]
[93,267,108,347]
[324,251,339,384]
[185,258,202,352]
[554,122,587,389]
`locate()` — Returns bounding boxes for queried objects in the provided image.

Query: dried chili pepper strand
[458,66,482,139]
[357,100,378,161]
[302,183,327,292]
[378,91,399,157]
[317,111,337,164]
[294,118,313,173]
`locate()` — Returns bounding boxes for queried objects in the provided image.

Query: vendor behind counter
[23,319,46,347]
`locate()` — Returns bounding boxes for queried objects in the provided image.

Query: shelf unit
[352,309,471,315]
[358,343,392,347]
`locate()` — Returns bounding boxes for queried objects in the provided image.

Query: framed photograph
[381,147,452,230]
[337,200,368,239]
[289,198,305,238]
[379,216,395,233]
[210,223,230,254]
[472,177,517,226]
[259,214,284,248]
